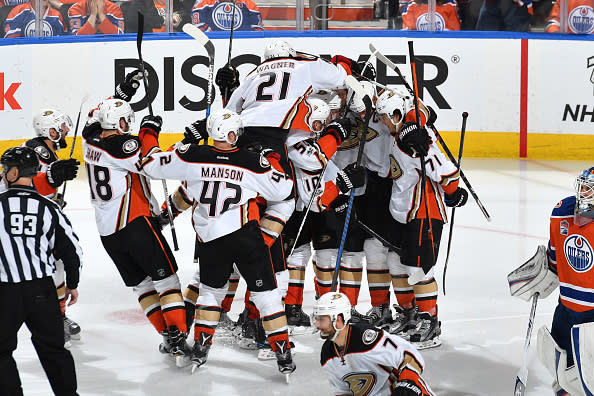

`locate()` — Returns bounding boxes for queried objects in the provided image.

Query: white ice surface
[13,158,591,395]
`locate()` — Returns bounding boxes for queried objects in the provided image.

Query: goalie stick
[370,43,491,222]
[515,293,539,395]
[442,111,468,295]
[137,11,179,251]
[60,93,88,201]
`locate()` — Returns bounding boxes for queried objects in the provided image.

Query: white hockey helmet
[307,98,330,133]
[207,109,242,144]
[263,40,296,60]
[575,167,594,224]
[98,99,135,134]
[33,109,73,142]
[313,292,351,340]
[349,81,375,113]
[375,89,408,127]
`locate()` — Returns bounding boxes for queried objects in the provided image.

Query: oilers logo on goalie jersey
[564,234,593,273]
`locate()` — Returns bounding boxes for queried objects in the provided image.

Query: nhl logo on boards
[564,234,593,273]
[212,2,243,31]
[560,220,569,236]
[362,329,378,345]
[122,139,139,154]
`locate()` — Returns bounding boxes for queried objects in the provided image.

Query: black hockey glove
[356,60,376,81]
[139,115,163,139]
[182,119,208,145]
[427,105,437,126]
[335,163,366,194]
[330,55,361,76]
[215,64,240,99]
[397,122,431,158]
[156,196,181,229]
[322,118,351,144]
[444,187,468,208]
[331,194,350,214]
[391,379,428,396]
[114,69,146,102]
[46,159,80,188]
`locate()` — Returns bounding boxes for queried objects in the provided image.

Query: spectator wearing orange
[401,0,461,30]
[4,0,66,37]
[68,0,123,34]
[545,0,594,33]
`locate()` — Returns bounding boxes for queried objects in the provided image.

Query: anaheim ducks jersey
[23,138,58,172]
[321,323,431,396]
[82,123,159,236]
[362,114,393,178]
[548,196,594,312]
[388,126,459,224]
[226,57,347,129]
[287,130,341,212]
[138,143,294,242]
[401,0,461,31]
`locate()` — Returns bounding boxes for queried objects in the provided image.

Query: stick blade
[182,24,215,59]
[369,43,396,70]
[136,11,144,51]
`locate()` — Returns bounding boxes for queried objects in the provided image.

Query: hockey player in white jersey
[283,97,365,327]
[82,78,190,364]
[137,109,297,375]
[314,292,434,396]
[375,89,468,349]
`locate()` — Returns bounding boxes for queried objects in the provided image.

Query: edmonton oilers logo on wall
[564,234,593,273]
[568,6,594,34]
[213,3,242,31]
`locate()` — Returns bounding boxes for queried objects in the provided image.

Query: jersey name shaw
[201,166,244,182]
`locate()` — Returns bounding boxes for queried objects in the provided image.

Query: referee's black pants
[0,277,78,396]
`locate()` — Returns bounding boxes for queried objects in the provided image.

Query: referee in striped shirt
[0,146,82,396]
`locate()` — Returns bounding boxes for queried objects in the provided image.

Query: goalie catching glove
[508,245,559,301]
[114,69,146,102]
[46,158,80,188]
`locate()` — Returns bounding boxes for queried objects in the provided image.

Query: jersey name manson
[201,166,244,182]
[256,61,295,74]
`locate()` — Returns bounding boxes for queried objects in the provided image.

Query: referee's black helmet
[1,146,40,179]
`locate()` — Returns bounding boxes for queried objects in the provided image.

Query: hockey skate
[387,306,418,340]
[190,333,212,373]
[159,329,171,354]
[274,340,296,383]
[349,307,370,324]
[286,304,311,335]
[410,312,441,350]
[366,304,393,328]
[64,316,81,341]
[258,340,296,361]
[168,326,193,367]
[238,316,259,350]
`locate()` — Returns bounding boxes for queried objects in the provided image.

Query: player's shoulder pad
[24,138,56,163]
[320,339,338,366]
[174,145,271,172]
[347,323,383,353]
[93,134,141,159]
[552,196,576,217]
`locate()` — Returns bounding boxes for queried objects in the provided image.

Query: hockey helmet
[98,99,135,134]
[307,98,330,133]
[1,146,40,184]
[263,40,296,61]
[375,89,408,127]
[575,167,594,224]
[207,109,243,144]
[349,81,376,114]
[33,109,73,143]
[313,292,351,340]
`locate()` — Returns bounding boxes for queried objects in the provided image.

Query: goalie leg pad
[572,322,594,396]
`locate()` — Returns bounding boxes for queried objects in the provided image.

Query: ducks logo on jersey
[342,372,377,396]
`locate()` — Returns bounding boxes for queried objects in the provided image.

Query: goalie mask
[263,40,296,60]
[33,109,73,149]
[313,292,351,341]
[207,109,243,145]
[575,166,594,225]
[307,98,330,135]
[98,99,135,134]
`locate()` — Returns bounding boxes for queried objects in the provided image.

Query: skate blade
[191,363,199,374]
[412,336,441,350]
[285,373,291,384]
[64,341,72,349]
[289,326,309,336]
[69,333,81,341]
[175,354,192,368]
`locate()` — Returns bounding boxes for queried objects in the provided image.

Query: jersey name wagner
[320,323,426,396]
[549,196,594,312]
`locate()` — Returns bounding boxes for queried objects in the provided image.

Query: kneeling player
[313,292,434,396]
[137,109,297,376]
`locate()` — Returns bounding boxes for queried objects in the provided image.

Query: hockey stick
[428,125,491,222]
[137,11,179,251]
[222,0,237,106]
[356,217,402,255]
[182,24,215,117]
[408,40,435,277]
[515,293,539,396]
[370,43,491,222]
[442,111,468,295]
[60,93,88,201]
